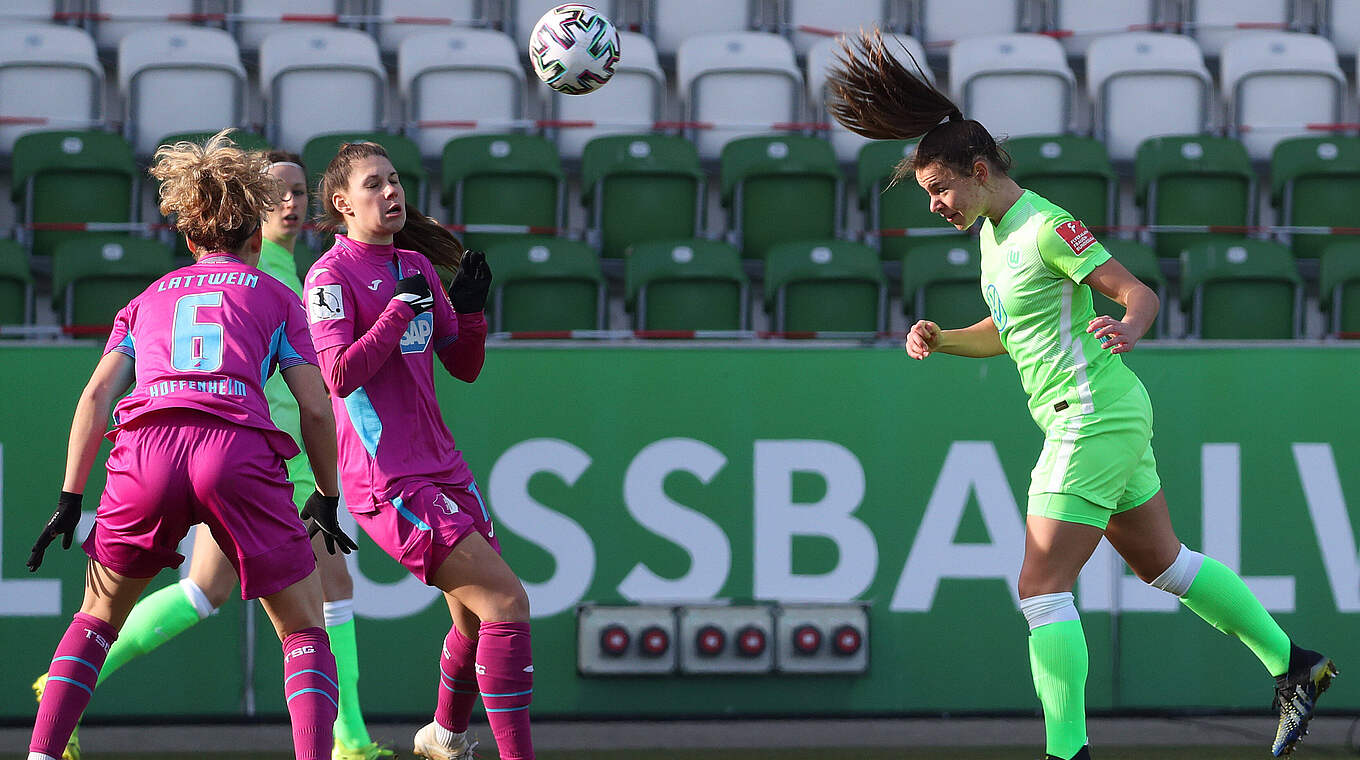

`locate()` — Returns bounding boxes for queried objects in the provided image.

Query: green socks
[328,617,373,749]
[98,580,207,686]
[1180,556,1292,677]
[1029,619,1089,760]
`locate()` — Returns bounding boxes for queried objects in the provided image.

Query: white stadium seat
[399,29,524,159]
[0,24,102,155]
[677,32,803,160]
[118,26,246,157]
[806,33,931,164]
[915,0,1029,49]
[230,0,346,54]
[545,31,664,160]
[949,33,1075,138]
[513,0,627,45]
[650,0,759,58]
[91,0,199,52]
[1086,33,1212,162]
[1189,0,1296,59]
[786,0,896,56]
[259,28,386,153]
[1221,32,1345,161]
[1048,0,1162,58]
[372,0,480,55]
[1324,0,1360,63]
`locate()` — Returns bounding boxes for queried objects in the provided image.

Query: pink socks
[435,623,481,733]
[30,613,116,758]
[476,621,534,760]
[282,627,338,760]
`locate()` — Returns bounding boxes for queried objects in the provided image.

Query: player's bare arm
[909,316,1006,360]
[62,352,134,494]
[1083,258,1160,355]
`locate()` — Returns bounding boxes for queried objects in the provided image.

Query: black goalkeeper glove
[300,491,359,555]
[28,491,82,572]
[393,273,434,315]
[449,250,492,314]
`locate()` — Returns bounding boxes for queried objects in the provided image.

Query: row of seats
[4,18,1360,163]
[9,0,1358,61]
[10,128,1360,270]
[7,232,1358,340]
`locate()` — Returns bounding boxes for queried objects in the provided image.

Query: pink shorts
[352,479,500,585]
[84,409,315,600]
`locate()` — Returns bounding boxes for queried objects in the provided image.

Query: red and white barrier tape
[492,329,901,341]
[1238,123,1360,133]
[0,11,484,26]
[923,19,1299,48]
[414,118,834,132]
[879,224,1360,238]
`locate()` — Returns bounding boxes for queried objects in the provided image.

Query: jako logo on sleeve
[400,312,434,354]
[309,284,344,322]
[1056,220,1097,256]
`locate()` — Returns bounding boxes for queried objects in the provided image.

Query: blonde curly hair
[150,128,281,254]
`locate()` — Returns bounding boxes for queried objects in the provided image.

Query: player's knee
[486,581,530,623]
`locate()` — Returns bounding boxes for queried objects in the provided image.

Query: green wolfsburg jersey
[979,190,1138,430]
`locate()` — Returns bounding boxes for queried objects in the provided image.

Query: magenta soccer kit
[306,236,494,583]
[88,253,319,599]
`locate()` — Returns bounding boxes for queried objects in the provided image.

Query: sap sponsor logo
[400,312,434,354]
[285,645,317,662]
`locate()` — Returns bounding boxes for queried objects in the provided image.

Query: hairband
[268,161,304,172]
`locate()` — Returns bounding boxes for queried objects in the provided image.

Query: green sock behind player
[99,578,214,685]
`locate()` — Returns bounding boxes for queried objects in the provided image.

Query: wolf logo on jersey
[400,312,434,354]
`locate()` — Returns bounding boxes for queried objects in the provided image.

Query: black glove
[393,273,434,315]
[28,491,82,572]
[449,250,492,314]
[300,491,359,555]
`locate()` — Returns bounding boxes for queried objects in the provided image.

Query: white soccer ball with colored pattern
[528,3,621,95]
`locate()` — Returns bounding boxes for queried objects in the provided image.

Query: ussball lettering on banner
[529,3,620,95]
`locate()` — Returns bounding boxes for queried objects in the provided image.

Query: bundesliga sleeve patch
[1055,220,1097,256]
[308,284,345,322]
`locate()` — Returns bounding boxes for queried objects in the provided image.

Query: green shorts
[1027,381,1162,529]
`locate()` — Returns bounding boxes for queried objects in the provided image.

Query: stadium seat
[91,0,200,52]
[0,24,102,155]
[786,0,905,56]
[512,0,628,44]
[117,27,247,158]
[157,130,271,153]
[398,29,524,159]
[258,28,386,153]
[292,239,322,283]
[1091,238,1166,339]
[1319,240,1360,336]
[949,34,1075,138]
[371,0,481,55]
[441,134,564,253]
[1322,0,1360,65]
[1221,32,1345,162]
[857,139,963,262]
[676,32,803,160]
[806,33,931,164]
[648,0,762,58]
[625,239,748,330]
[1179,237,1301,339]
[1086,33,1213,163]
[1189,0,1301,59]
[51,236,173,331]
[302,132,429,209]
[1006,136,1117,232]
[0,238,34,326]
[12,130,138,260]
[914,0,1034,55]
[545,31,664,160]
[765,239,886,332]
[1134,136,1255,259]
[1269,136,1360,258]
[1047,0,1163,58]
[229,0,347,54]
[900,239,987,329]
[483,236,605,332]
[721,135,842,260]
[581,135,705,259]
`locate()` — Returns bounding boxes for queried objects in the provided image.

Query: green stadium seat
[1270,136,1360,259]
[442,135,564,254]
[292,239,322,284]
[625,239,748,331]
[764,239,886,333]
[51,236,174,331]
[721,136,842,260]
[1319,241,1360,337]
[900,239,987,330]
[1135,136,1255,259]
[12,130,139,259]
[1179,237,1300,339]
[1092,239,1167,339]
[302,131,429,208]
[582,135,705,259]
[0,239,34,326]
[482,236,604,333]
[1007,136,1117,232]
[857,139,963,262]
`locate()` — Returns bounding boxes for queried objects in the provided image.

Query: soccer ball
[528,3,621,95]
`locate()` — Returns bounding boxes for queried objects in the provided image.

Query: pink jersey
[105,253,317,458]
[305,235,484,512]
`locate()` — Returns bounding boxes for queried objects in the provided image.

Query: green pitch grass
[126,749,1300,759]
